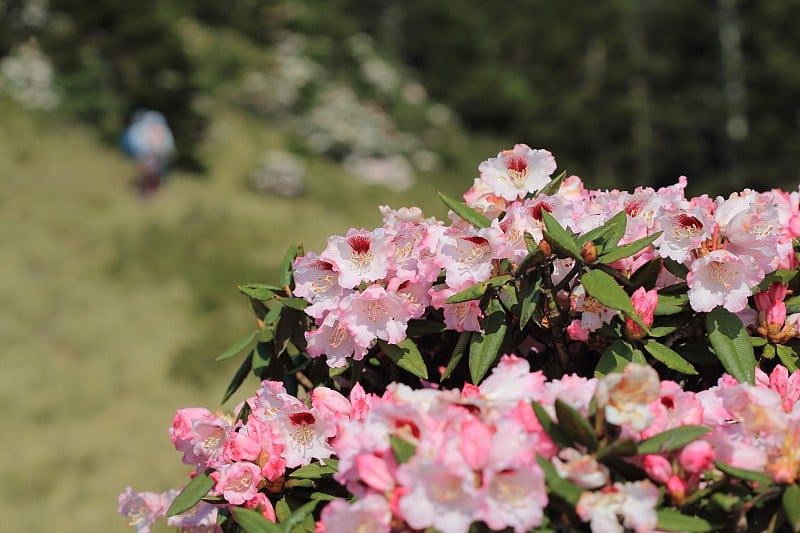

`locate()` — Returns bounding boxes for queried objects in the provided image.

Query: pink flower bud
[355,454,395,492]
[642,454,672,484]
[678,440,715,474]
[312,387,351,418]
[666,474,686,504]
[460,418,493,471]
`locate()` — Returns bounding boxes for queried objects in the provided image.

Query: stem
[542,263,573,373]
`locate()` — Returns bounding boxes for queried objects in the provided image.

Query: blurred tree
[39,0,206,168]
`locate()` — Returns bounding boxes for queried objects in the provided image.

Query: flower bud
[580,241,598,264]
[539,239,552,257]
[642,454,672,484]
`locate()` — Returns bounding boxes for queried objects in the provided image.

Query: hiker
[121,110,176,196]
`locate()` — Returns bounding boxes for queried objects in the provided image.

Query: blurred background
[2,0,800,530]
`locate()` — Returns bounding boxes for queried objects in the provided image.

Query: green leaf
[541,210,582,259]
[436,191,491,229]
[595,438,637,461]
[279,244,300,289]
[231,507,282,533]
[598,232,661,264]
[581,269,647,331]
[222,351,253,404]
[537,170,567,196]
[445,275,512,304]
[515,245,545,275]
[535,455,583,506]
[275,499,291,522]
[238,283,284,301]
[644,340,698,375]
[531,401,571,448]
[595,339,647,377]
[390,435,416,464]
[777,344,799,372]
[378,338,428,380]
[578,211,627,249]
[787,295,800,314]
[783,484,800,532]
[714,460,774,484]
[663,258,689,280]
[216,330,256,361]
[755,269,797,293]
[279,500,319,533]
[637,426,712,454]
[555,399,598,451]
[654,294,689,316]
[289,460,339,479]
[166,469,215,516]
[655,509,714,532]
[440,331,471,382]
[705,307,756,384]
[469,299,508,384]
[519,273,542,330]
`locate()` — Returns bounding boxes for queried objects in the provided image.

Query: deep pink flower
[215,461,262,505]
[318,494,392,533]
[625,287,658,340]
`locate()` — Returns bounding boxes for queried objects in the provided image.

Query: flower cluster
[121,145,800,532]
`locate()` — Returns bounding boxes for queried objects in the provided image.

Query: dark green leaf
[437,191,491,229]
[598,232,661,264]
[515,245,545,275]
[446,275,512,304]
[289,460,339,479]
[309,492,342,502]
[578,211,626,248]
[541,210,582,259]
[787,295,800,314]
[783,484,800,532]
[216,330,256,361]
[231,507,282,533]
[519,273,542,330]
[655,509,714,532]
[749,336,768,347]
[629,258,663,290]
[714,460,774,484]
[777,344,799,372]
[595,339,645,377]
[469,299,508,383]
[706,307,756,384]
[406,319,447,336]
[279,500,319,533]
[238,283,284,301]
[440,331,471,382]
[281,298,309,311]
[644,340,698,375]
[595,438,637,460]
[555,399,598,451]
[531,401,571,448]
[535,455,583,506]
[663,258,689,280]
[379,338,428,380]
[637,426,712,454]
[581,269,647,331]
[537,170,567,196]
[166,469,215,516]
[279,244,300,289]
[222,351,253,404]
[390,435,416,464]
[755,269,797,293]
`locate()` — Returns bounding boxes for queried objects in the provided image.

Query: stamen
[506,156,529,186]
[709,261,735,289]
[347,235,372,254]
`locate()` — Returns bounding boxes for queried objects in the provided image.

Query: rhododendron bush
[121,145,800,533]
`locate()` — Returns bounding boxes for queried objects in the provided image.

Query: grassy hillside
[0,97,504,531]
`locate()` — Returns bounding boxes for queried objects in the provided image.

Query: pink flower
[166,495,220,531]
[305,311,369,368]
[118,487,169,533]
[642,454,672,484]
[292,253,344,318]
[275,409,336,468]
[576,480,659,533]
[320,228,391,288]
[349,382,376,422]
[477,466,547,532]
[355,454,396,492]
[678,440,715,474]
[654,207,713,263]
[477,144,557,201]
[436,228,502,288]
[595,364,661,432]
[318,494,392,533]
[687,249,764,313]
[170,407,213,465]
[340,284,414,347]
[242,492,276,523]
[625,287,658,340]
[429,285,483,332]
[215,461,262,505]
[553,448,610,488]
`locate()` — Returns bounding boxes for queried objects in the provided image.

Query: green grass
[0,97,503,531]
